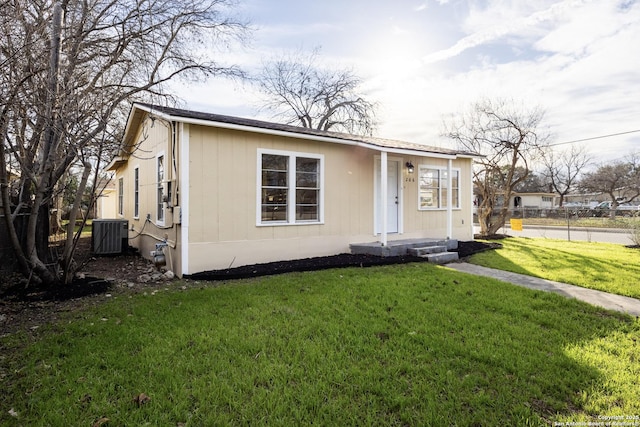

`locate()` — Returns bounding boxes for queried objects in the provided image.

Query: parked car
[590,201,640,217]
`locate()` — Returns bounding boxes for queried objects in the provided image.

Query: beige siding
[96,188,117,219]
[401,156,474,239]
[187,126,376,248]
[114,115,182,274]
[184,125,474,274]
[115,113,474,276]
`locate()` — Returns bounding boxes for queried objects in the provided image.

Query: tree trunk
[0,172,33,278]
[22,1,63,285]
[477,194,511,237]
[61,162,91,284]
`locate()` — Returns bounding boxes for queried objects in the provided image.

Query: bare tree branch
[1,0,250,284]
[443,98,550,236]
[255,47,377,136]
[542,144,592,207]
[579,154,640,217]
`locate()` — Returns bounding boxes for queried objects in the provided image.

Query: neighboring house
[95,175,117,219]
[510,192,557,209]
[107,103,479,277]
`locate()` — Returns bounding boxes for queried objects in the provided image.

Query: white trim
[469,161,476,237]
[256,148,325,226]
[417,164,462,211]
[117,177,124,217]
[373,155,403,238]
[133,103,463,160]
[156,151,166,226]
[180,123,190,276]
[447,159,453,239]
[133,165,140,219]
[381,152,388,246]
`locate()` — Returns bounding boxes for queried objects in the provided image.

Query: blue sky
[173,0,640,163]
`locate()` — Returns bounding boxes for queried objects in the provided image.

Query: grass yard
[469,237,640,299]
[1,263,639,426]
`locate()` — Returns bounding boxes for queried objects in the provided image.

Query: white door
[375,159,399,234]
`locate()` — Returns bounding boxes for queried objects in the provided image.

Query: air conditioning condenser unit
[92,219,128,255]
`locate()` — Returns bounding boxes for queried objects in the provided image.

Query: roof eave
[134,104,475,159]
[105,156,127,171]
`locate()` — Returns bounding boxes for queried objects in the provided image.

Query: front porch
[349,238,459,264]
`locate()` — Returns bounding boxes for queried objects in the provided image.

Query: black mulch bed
[1,276,112,303]
[188,240,501,281]
[0,241,501,303]
[188,254,426,281]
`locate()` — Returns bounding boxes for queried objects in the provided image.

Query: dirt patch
[0,239,498,337]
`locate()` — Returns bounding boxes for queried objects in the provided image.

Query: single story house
[107,103,479,277]
[510,192,557,209]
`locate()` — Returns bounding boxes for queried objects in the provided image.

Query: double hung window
[418,166,460,209]
[134,167,139,218]
[259,150,323,225]
[157,154,164,223]
[118,177,124,216]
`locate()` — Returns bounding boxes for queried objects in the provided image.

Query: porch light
[405,161,414,173]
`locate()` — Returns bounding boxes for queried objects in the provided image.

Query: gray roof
[134,103,479,158]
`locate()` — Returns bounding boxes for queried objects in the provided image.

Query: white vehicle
[591,201,640,217]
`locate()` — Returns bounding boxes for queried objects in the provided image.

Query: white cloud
[174,0,640,163]
[356,0,634,162]
[535,1,638,54]
[422,0,589,64]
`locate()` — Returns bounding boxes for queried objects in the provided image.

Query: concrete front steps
[406,245,459,264]
[350,238,459,265]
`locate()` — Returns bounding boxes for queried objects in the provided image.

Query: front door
[375,159,399,234]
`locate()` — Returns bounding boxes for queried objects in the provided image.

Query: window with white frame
[259,150,323,224]
[133,167,139,218]
[157,155,164,223]
[418,166,460,209]
[118,177,124,215]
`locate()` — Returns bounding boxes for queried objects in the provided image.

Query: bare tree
[0,0,249,285]
[580,155,640,217]
[256,47,377,135]
[542,144,591,207]
[512,167,548,193]
[444,98,549,236]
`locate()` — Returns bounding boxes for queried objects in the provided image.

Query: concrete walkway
[445,262,640,317]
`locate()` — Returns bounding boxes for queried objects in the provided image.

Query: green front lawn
[2,262,638,426]
[469,237,640,299]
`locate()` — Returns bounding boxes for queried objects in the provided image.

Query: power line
[549,129,640,147]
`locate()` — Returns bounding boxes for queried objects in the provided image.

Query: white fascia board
[134,103,174,121]
[369,146,457,159]
[104,156,126,171]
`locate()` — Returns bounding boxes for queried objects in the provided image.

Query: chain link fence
[475,206,640,245]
